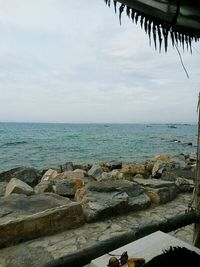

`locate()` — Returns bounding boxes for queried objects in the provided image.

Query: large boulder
[152,154,195,179]
[0,193,70,218]
[0,167,41,187]
[76,189,129,222]
[53,179,74,197]
[88,164,104,181]
[52,178,84,197]
[133,177,178,204]
[145,186,177,205]
[175,177,194,193]
[133,177,176,189]
[54,170,85,180]
[40,170,86,197]
[41,169,58,181]
[169,154,188,168]
[0,193,84,248]
[160,171,178,181]
[121,164,145,175]
[87,180,143,196]
[5,178,34,196]
[75,180,151,222]
[100,170,123,181]
[171,166,196,180]
[121,163,151,178]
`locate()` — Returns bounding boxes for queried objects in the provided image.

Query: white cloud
[0,0,199,123]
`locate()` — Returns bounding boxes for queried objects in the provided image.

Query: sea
[0,122,197,172]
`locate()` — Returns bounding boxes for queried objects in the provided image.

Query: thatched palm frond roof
[104,0,200,52]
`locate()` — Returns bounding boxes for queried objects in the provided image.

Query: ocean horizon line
[0,121,197,125]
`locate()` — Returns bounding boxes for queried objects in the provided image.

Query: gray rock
[88,164,104,181]
[82,191,129,222]
[0,193,84,248]
[52,179,75,197]
[41,169,58,181]
[12,167,41,187]
[170,154,187,167]
[121,163,147,177]
[133,177,175,188]
[87,180,143,197]
[5,178,34,196]
[161,171,177,181]
[100,172,111,181]
[53,171,85,180]
[0,167,41,187]
[34,180,53,194]
[0,167,22,182]
[172,167,196,180]
[134,177,178,204]
[59,162,74,172]
[145,185,178,204]
[175,177,194,193]
[75,180,150,222]
[152,154,195,180]
[95,170,121,181]
[128,193,151,211]
[109,161,122,171]
[0,193,71,219]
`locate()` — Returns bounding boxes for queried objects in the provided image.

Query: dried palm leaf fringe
[104,0,200,52]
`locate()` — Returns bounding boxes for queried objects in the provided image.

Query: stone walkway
[0,193,195,267]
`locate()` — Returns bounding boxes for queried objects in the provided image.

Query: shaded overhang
[104,0,200,51]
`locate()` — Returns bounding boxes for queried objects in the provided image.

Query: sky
[0,0,199,124]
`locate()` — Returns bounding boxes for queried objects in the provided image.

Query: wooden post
[193,92,200,247]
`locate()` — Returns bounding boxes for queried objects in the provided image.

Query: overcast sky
[0,0,199,123]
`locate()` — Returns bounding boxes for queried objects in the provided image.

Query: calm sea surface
[0,123,197,172]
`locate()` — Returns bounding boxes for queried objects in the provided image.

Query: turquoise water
[0,122,197,172]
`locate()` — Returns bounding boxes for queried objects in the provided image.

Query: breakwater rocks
[0,153,196,249]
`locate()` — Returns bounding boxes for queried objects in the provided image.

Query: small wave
[1,141,28,147]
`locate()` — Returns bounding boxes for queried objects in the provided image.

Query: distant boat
[168,125,177,129]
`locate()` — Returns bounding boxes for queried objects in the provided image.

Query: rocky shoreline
[0,153,197,265]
